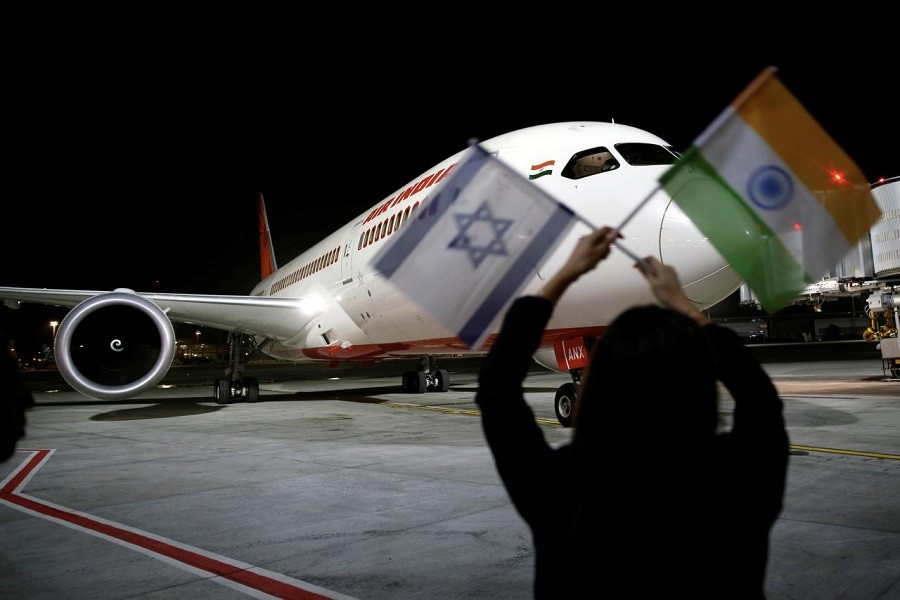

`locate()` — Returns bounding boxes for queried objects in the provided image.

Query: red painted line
[1,449,343,600]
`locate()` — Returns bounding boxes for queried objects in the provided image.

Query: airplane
[0,121,742,426]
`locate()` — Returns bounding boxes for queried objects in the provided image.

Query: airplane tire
[554,383,578,428]
[433,369,450,392]
[402,370,427,393]
[215,378,232,405]
[244,377,260,402]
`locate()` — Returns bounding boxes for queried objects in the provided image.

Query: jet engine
[532,348,563,373]
[54,290,176,400]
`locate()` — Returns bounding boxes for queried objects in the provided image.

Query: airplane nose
[659,190,743,308]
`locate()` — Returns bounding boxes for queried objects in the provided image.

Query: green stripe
[660,148,812,314]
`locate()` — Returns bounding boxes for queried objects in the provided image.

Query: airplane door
[341,222,363,284]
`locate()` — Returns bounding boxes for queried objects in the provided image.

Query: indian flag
[660,66,881,314]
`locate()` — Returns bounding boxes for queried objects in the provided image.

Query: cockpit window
[615,143,681,166]
[561,147,621,180]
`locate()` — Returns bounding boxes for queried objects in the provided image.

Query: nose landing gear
[553,369,582,427]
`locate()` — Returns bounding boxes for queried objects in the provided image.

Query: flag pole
[571,212,647,266]
[614,182,663,232]
[611,67,778,256]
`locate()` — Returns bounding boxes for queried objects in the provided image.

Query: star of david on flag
[448,202,513,268]
[373,143,578,349]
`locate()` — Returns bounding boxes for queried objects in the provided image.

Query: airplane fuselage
[251,122,741,366]
[0,121,742,420]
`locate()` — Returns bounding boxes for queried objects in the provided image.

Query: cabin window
[615,143,681,166]
[562,144,682,180]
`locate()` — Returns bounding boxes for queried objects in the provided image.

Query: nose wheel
[554,382,578,427]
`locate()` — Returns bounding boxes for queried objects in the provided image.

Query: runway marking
[384,403,900,457]
[0,449,357,600]
[385,402,483,418]
[788,444,900,460]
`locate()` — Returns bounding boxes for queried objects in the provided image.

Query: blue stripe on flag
[373,146,490,278]
[457,203,575,346]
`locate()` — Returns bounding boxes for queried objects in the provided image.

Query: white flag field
[372,143,578,349]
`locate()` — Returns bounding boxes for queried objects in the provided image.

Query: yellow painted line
[790,445,900,460]
[385,402,483,417]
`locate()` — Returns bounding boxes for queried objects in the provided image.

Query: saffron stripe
[531,159,555,171]
[734,68,880,243]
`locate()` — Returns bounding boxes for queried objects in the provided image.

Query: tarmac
[1,353,898,599]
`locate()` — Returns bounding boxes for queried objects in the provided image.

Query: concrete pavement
[2,359,898,599]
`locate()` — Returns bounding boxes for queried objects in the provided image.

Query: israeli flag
[373,143,577,349]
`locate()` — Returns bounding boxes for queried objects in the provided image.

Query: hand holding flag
[657,66,882,314]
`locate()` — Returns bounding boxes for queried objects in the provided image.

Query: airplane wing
[0,286,308,340]
[0,122,745,417]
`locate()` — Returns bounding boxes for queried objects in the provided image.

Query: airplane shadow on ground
[88,399,226,421]
[85,387,407,421]
[272,383,562,401]
[36,381,565,422]
[279,386,405,403]
[34,395,252,421]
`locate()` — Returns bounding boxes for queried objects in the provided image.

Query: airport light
[50,320,58,344]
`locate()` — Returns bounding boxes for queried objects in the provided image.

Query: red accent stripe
[2,450,335,600]
[266,326,609,362]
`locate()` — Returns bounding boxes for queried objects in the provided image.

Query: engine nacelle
[532,348,563,373]
[54,291,176,400]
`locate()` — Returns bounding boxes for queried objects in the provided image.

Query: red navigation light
[793,221,802,231]
[830,169,847,184]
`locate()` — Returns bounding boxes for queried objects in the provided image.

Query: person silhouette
[1,328,32,462]
[475,226,789,599]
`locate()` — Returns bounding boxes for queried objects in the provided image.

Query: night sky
[3,31,897,353]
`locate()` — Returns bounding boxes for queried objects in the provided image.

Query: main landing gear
[213,332,260,404]
[554,369,582,428]
[401,355,450,393]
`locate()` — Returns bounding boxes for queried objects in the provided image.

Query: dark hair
[571,305,719,455]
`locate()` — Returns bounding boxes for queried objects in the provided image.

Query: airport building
[708,176,900,373]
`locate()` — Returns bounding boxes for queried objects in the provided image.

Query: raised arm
[633,255,710,326]
[537,226,621,305]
